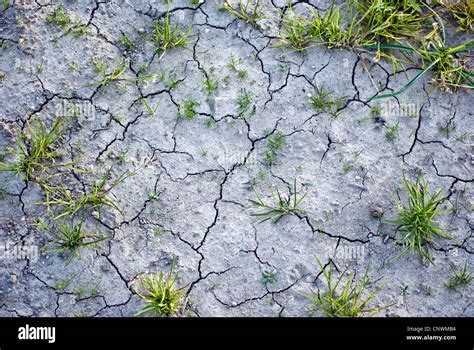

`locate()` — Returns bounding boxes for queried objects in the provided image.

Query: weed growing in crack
[177,99,199,120]
[444,262,473,291]
[385,121,400,142]
[264,130,285,166]
[142,97,161,117]
[219,0,264,27]
[54,272,79,292]
[439,118,456,138]
[0,116,75,182]
[274,6,314,51]
[120,34,134,51]
[203,75,219,94]
[88,57,128,87]
[261,270,278,284]
[204,117,216,128]
[309,86,346,118]
[386,176,453,264]
[133,261,186,317]
[46,5,89,39]
[147,10,192,60]
[41,219,110,264]
[236,89,254,118]
[250,179,308,223]
[42,167,135,220]
[46,5,71,30]
[301,261,393,317]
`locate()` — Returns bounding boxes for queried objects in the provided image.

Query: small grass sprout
[264,130,285,166]
[309,86,346,118]
[444,262,473,291]
[250,179,308,223]
[177,99,199,120]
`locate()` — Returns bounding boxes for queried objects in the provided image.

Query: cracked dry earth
[0,0,473,317]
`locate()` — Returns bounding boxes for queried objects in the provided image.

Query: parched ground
[0,0,472,317]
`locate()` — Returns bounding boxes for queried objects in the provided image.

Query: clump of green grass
[353,0,430,44]
[275,6,314,51]
[120,34,134,51]
[386,176,453,264]
[438,0,473,32]
[219,0,264,26]
[42,167,134,220]
[41,219,110,264]
[236,89,254,117]
[203,75,219,94]
[177,99,199,120]
[385,121,400,142]
[444,262,473,291]
[46,5,89,38]
[250,179,308,223]
[46,5,71,29]
[0,116,74,181]
[147,10,192,60]
[309,86,346,118]
[88,57,128,87]
[133,261,186,317]
[301,261,393,317]
[264,130,284,166]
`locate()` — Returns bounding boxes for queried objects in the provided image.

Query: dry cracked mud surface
[0,0,472,317]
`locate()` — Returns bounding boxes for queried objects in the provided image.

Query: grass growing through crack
[219,0,264,26]
[41,219,110,264]
[385,122,400,142]
[177,99,199,120]
[236,89,254,117]
[203,75,219,94]
[42,167,135,220]
[134,261,186,317]
[0,116,74,181]
[88,57,128,87]
[46,5,89,38]
[264,130,284,166]
[444,262,473,291]
[309,86,346,118]
[250,179,308,223]
[386,176,453,264]
[301,261,393,317]
[147,10,192,60]
[142,97,161,117]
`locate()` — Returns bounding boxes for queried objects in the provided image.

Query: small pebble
[369,206,384,218]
